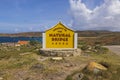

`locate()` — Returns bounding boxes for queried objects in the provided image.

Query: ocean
[0,37,42,43]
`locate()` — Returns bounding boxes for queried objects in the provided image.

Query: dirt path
[104,45,120,56]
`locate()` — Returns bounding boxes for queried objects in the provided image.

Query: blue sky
[0,0,120,33]
[0,0,70,33]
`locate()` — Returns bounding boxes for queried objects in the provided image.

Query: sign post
[41,22,80,56]
[42,22,77,49]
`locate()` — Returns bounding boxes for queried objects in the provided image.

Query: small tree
[29,41,40,46]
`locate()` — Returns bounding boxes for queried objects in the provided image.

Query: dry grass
[0,44,120,80]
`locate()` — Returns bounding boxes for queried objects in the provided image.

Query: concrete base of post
[40,48,81,57]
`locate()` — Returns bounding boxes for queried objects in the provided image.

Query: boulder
[0,77,3,80]
[51,57,63,61]
[87,62,107,71]
[72,73,84,80]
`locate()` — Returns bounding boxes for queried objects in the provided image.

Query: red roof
[18,41,29,45]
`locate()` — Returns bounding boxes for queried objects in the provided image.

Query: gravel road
[104,46,120,56]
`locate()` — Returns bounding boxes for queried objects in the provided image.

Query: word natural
[49,33,71,37]
[49,33,71,41]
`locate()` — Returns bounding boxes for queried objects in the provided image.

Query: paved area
[104,45,120,56]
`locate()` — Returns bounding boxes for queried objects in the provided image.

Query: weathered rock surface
[40,48,81,57]
[86,62,107,71]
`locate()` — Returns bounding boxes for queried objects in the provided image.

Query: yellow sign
[45,22,74,48]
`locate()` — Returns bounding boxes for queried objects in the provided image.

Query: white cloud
[69,0,120,31]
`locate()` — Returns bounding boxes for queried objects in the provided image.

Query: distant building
[17,40,29,46]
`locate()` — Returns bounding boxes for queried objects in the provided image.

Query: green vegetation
[0,41,42,68]
[66,42,120,80]
[80,62,120,80]
[78,31,120,45]
[0,38,120,80]
[80,43,109,55]
[29,40,41,46]
[66,52,120,80]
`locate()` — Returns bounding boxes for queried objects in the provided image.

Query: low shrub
[81,45,89,51]
[65,75,72,80]
[94,46,109,54]
[99,61,111,68]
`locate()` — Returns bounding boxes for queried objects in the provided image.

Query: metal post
[74,33,78,49]
[42,33,46,48]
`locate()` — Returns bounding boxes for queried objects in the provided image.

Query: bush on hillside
[29,41,40,46]
[94,46,109,54]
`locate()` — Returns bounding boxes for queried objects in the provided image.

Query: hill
[77,31,120,45]
[0,31,120,45]
[0,32,42,37]
[76,30,120,37]
[0,30,119,37]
